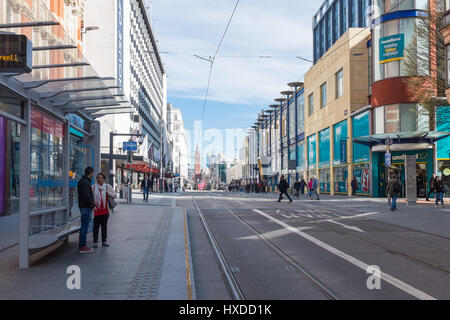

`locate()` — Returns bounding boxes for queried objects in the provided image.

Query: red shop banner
[30,108,42,130]
[54,121,64,139]
[42,114,55,135]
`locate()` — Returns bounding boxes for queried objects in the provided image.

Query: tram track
[262,203,450,277]
[192,194,339,300]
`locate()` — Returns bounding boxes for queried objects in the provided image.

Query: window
[351,0,357,27]
[308,93,314,116]
[336,69,343,98]
[320,82,327,108]
[342,0,348,32]
[447,45,450,88]
[297,93,305,133]
[374,106,385,134]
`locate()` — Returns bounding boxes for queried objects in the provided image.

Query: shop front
[319,128,330,193]
[373,149,433,198]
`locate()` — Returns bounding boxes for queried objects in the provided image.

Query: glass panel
[333,119,348,165]
[309,93,314,116]
[297,93,305,133]
[353,163,371,194]
[0,87,24,119]
[417,104,429,131]
[308,134,317,168]
[334,165,348,193]
[343,0,348,31]
[319,168,331,192]
[321,83,327,108]
[352,111,370,163]
[400,103,417,132]
[374,106,385,134]
[385,104,399,133]
[336,69,343,98]
[319,128,330,167]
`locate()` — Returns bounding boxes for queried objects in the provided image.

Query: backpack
[393,181,402,194]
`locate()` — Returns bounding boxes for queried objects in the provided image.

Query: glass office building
[313,0,370,63]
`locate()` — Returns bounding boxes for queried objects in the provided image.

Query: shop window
[319,128,331,167]
[319,168,331,192]
[334,165,348,193]
[400,104,417,132]
[385,104,400,133]
[353,163,371,194]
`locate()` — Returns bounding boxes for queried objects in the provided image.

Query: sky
[150,0,320,162]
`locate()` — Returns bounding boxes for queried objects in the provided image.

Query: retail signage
[340,140,347,163]
[42,115,55,135]
[362,168,370,193]
[379,33,404,64]
[30,108,43,129]
[385,152,391,167]
[0,34,32,73]
[123,141,137,151]
[54,121,64,139]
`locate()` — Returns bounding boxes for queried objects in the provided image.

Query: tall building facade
[167,103,188,186]
[84,0,167,187]
[313,0,370,63]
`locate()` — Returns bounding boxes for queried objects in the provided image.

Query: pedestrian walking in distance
[300,178,306,196]
[141,173,151,202]
[307,178,314,199]
[433,176,446,208]
[294,180,301,198]
[77,167,96,253]
[92,173,117,248]
[387,174,402,211]
[312,176,320,200]
[426,174,436,202]
[277,175,292,203]
[351,177,358,197]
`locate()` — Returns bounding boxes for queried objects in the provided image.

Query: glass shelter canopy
[0,0,131,119]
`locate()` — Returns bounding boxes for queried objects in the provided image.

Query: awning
[124,161,159,174]
[0,0,132,120]
[353,131,450,147]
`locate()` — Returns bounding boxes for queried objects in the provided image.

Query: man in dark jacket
[277,175,292,203]
[351,177,358,197]
[387,174,401,211]
[77,167,95,253]
[141,174,151,202]
[293,180,301,198]
[426,174,436,201]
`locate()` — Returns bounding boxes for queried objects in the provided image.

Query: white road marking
[310,212,380,224]
[252,208,436,300]
[326,220,366,233]
[237,227,314,240]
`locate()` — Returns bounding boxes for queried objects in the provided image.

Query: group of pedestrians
[386,173,447,211]
[77,167,117,253]
[277,175,320,202]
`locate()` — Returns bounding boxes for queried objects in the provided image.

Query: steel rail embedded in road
[209,195,340,300]
[268,205,450,277]
[191,196,245,300]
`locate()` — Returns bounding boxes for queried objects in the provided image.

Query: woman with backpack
[387,174,402,211]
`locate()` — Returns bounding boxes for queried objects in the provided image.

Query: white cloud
[152,0,317,106]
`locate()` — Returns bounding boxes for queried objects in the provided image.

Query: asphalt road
[179,191,450,300]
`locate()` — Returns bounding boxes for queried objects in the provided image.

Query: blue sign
[379,33,404,64]
[385,152,391,167]
[123,141,137,151]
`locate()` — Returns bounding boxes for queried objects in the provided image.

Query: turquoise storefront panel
[308,134,316,169]
[437,107,450,159]
[353,111,370,163]
[333,119,348,165]
[319,128,330,168]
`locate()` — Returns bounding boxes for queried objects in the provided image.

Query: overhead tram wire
[200,0,241,122]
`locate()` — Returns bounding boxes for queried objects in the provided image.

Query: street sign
[385,152,391,167]
[123,141,137,151]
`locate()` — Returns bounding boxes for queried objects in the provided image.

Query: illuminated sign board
[0,34,32,73]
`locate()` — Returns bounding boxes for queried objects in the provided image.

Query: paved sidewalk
[0,193,195,300]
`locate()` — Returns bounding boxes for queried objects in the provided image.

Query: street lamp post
[288,82,304,181]
[269,104,279,187]
[281,91,294,184]
[274,98,286,175]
